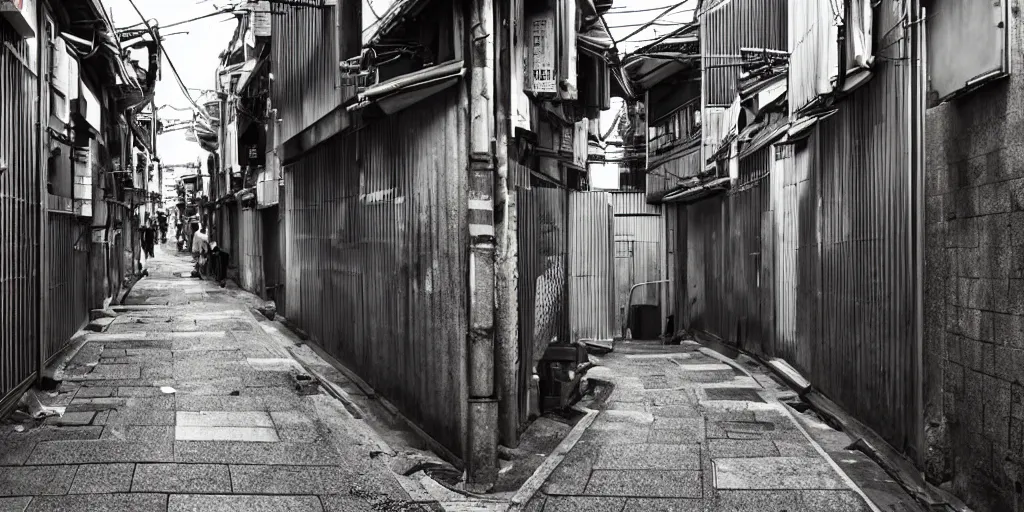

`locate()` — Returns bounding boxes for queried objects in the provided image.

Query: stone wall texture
[925,5,1024,510]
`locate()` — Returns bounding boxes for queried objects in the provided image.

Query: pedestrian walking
[191,225,210,278]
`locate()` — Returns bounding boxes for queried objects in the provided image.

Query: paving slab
[173,441,344,465]
[68,463,135,494]
[167,494,323,512]
[75,386,116,398]
[542,496,628,512]
[0,441,36,465]
[542,441,599,496]
[712,457,848,490]
[81,364,142,380]
[100,426,174,442]
[585,470,703,498]
[595,443,701,470]
[0,466,77,496]
[622,498,703,512]
[0,497,31,512]
[26,440,174,465]
[24,493,168,512]
[174,395,265,411]
[176,411,274,428]
[131,463,231,493]
[270,411,321,442]
[707,439,781,459]
[230,465,362,494]
[175,426,280,442]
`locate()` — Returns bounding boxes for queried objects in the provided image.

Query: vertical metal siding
[568,192,615,343]
[610,192,660,216]
[271,4,343,144]
[612,199,664,335]
[729,146,773,353]
[237,208,265,296]
[811,6,915,452]
[646,147,701,201]
[286,88,468,457]
[1,20,41,402]
[702,0,789,107]
[46,214,91,361]
[788,0,837,112]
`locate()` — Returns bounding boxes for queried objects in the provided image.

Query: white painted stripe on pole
[469,224,495,237]
[468,199,493,210]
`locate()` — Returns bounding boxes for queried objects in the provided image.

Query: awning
[662,177,732,204]
[349,60,465,116]
[784,108,838,143]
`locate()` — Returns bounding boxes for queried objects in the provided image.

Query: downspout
[466,0,499,490]
[493,0,520,448]
[37,0,49,381]
[910,0,926,469]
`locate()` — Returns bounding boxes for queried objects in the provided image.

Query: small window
[927,0,1010,104]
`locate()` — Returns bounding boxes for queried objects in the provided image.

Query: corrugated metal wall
[613,194,663,335]
[271,4,343,144]
[568,192,615,343]
[517,185,569,367]
[812,24,916,452]
[730,146,773,353]
[646,146,701,201]
[701,0,788,106]
[46,214,91,361]
[237,208,265,296]
[1,19,41,402]
[681,0,917,455]
[285,88,468,457]
[261,206,283,304]
[788,0,837,112]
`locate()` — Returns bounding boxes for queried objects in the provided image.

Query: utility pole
[466,0,499,490]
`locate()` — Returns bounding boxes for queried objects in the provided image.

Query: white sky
[101,0,236,167]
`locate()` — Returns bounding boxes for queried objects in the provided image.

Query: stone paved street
[0,244,428,512]
[522,340,884,512]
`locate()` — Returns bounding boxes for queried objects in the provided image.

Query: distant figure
[156,210,168,243]
[140,219,156,260]
[191,225,210,278]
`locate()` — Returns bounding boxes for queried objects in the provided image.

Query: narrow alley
[0,245,427,512]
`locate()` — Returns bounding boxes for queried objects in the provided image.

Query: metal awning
[348,60,465,116]
[662,176,732,204]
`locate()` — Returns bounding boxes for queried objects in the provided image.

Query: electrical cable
[124,0,212,122]
[614,0,692,44]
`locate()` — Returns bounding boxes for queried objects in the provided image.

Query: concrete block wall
[925,9,1024,508]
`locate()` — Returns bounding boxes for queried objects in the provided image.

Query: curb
[507,378,615,512]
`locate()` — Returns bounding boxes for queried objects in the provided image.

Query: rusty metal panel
[610,192,660,216]
[787,0,838,112]
[270,4,343,144]
[683,196,729,339]
[701,0,788,107]
[46,214,91,361]
[646,145,701,202]
[568,192,615,344]
[728,145,772,353]
[811,17,916,454]
[1,20,41,403]
[286,88,468,458]
[237,208,265,297]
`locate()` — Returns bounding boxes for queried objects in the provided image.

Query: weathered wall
[924,6,1024,508]
[0,18,41,404]
[284,88,468,459]
[236,208,265,297]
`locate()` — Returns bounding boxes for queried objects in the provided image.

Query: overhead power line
[124,0,213,122]
[118,9,235,31]
[614,0,692,44]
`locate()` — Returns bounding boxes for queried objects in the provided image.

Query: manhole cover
[704,388,765,402]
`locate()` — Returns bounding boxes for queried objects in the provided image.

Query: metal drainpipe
[910,0,926,469]
[37,0,50,382]
[466,0,498,491]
